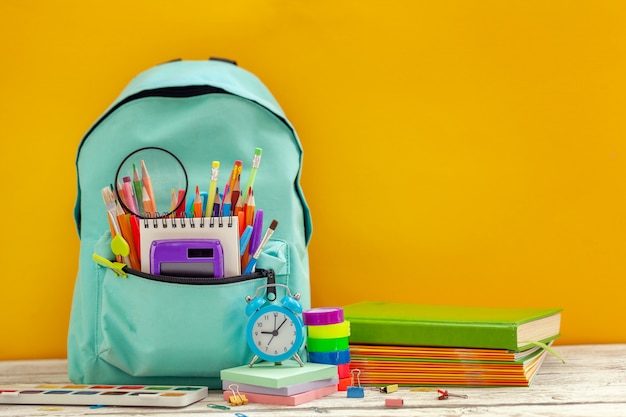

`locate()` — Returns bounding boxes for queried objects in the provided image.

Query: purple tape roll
[302,307,344,326]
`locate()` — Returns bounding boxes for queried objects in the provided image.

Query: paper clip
[437,389,468,400]
[347,369,365,398]
[228,384,248,406]
[207,403,231,410]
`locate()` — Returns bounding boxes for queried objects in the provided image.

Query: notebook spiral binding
[143,216,234,229]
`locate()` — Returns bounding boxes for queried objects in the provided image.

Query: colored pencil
[244,148,262,198]
[207,161,220,217]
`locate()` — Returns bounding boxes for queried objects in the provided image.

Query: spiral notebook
[139,216,240,277]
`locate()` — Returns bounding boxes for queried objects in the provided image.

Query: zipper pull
[92,253,128,278]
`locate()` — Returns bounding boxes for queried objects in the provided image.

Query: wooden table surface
[1,344,625,416]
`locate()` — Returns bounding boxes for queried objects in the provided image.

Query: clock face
[247,305,304,362]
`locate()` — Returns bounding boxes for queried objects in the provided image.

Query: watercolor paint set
[0,384,208,407]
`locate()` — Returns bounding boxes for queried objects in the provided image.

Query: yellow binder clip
[228,384,248,406]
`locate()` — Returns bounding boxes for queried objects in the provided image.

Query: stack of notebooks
[343,302,562,387]
[220,360,338,406]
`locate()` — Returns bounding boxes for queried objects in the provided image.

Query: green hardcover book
[343,302,562,351]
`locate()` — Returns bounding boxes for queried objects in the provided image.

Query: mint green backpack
[68,59,312,388]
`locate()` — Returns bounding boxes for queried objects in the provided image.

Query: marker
[243,219,278,274]
[248,209,264,256]
[207,161,220,217]
[244,148,262,198]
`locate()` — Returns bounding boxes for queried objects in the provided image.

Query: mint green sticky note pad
[220,361,338,388]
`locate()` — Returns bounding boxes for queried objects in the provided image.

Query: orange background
[1,1,625,359]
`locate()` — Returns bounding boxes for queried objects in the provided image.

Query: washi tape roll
[307,337,349,353]
[307,321,351,339]
[302,307,344,326]
[308,349,351,365]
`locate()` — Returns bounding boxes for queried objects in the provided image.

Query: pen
[243,219,278,274]
[207,161,220,217]
[244,147,262,198]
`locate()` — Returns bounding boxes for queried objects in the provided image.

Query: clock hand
[265,318,288,346]
[275,317,288,331]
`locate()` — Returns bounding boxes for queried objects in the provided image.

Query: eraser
[385,398,404,407]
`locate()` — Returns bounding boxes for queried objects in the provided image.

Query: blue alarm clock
[245,284,305,367]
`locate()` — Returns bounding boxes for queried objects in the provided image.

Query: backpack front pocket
[96,267,273,379]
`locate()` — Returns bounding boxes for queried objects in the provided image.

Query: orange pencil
[141,160,157,215]
[245,189,255,228]
[227,160,242,201]
[142,186,154,218]
[193,185,203,218]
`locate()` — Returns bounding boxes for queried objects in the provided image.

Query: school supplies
[140,216,240,276]
[0,384,208,407]
[344,301,562,351]
[207,161,220,216]
[150,238,224,278]
[243,219,278,274]
[70,59,311,389]
[344,301,563,387]
[349,343,554,387]
[220,361,338,406]
[244,148,262,198]
[116,148,188,218]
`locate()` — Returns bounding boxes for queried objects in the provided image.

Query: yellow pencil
[207,161,220,217]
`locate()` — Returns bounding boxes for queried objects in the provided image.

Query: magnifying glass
[114,147,188,218]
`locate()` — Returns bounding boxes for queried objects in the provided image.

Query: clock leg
[248,355,260,367]
[293,353,304,367]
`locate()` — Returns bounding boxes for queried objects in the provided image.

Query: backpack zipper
[124,266,274,286]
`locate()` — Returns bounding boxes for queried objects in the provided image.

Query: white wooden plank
[0,344,624,416]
